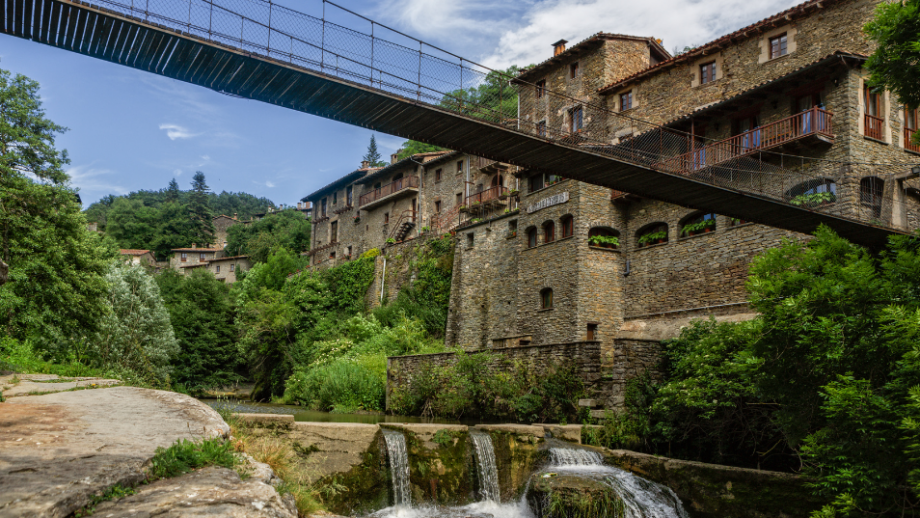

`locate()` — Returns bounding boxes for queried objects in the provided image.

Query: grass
[214,402,328,516]
[73,484,137,517]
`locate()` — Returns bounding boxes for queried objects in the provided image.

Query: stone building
[309,0,920,408]
[205,255,251,283]
[119,249,157,268]
[168,244,226,270]
[211,214,242,249]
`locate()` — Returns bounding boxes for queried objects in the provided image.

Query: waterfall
[546,446,690,518]
[382,429,412,507]
[471,432,501,502]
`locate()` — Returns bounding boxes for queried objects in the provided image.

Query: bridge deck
[2,0,907,248]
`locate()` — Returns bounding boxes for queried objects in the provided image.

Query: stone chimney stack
[192,243,197,249]
[361,160,370,169]
[552,39,568,56]
[233,212,238,219]
[391,152,400,164]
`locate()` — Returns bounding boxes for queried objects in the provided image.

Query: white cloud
[265,181,276,188]
[66,165,129,196]
[159,123,198,140]
[173,169,183,176]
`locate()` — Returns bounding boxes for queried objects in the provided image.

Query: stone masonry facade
[309,0,920,409]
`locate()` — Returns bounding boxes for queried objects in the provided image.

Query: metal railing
[465,185,509,207]
[358,176,419,207]
[386,209,418,242]
[656,108,833,173]
[906,128,920,154]
[865,114,885,141]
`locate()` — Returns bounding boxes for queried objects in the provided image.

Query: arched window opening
[637,223,668,247]
[680,212,717,237]
[527,227,538,248]
[860,177,884,219]
[543,220,556,243]
[787,179,836,208]
[561,215,574,238]
[588,227,620,249]
[541,288,553,309]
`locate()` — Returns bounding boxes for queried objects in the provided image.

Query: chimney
[192,243,197,249]
[361,160,370,169]
[233,212,238,219]
[391,152,400,164]
[552,39,568,56]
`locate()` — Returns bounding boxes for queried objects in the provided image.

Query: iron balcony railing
[865,114,885,141]
[657,107,834,173]
[905,128,920,154]
[358,176,419,207]
[465,185,509,207]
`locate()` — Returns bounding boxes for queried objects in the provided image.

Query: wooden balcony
[655,107,834,174]
[865,114,885,141]
[358,176,419,209]
[465,185,509,211]
[906,128,920,154]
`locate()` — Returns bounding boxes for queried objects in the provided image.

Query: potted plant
[509,189,520,197]
[421,226,430,233]
[638,230,667,247]
[790,191,836,208]
[353,214,361,223]
[386,238,396,244]
[459,205,469,213]
[730,217,747,226]
[680,218,714,237]
[499,191,509,200]
[470,218,483,224]
[589,235,620,249]
[508,230,517,238]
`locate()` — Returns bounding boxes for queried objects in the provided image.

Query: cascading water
[471,432,501,502]
[545,446,690,518]
[382,429,412,507]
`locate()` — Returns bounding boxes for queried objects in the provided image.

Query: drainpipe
[379,255,387,304]
[623,259,631,277]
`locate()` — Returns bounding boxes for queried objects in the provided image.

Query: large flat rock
[0,373,121,397]
[0,386,229,518]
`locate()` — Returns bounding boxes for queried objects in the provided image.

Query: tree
[165,178,180,203]
[395,140,448,161]
[188,171,214,245]
[93,264,178,387]
[362,135,387,167]
[156,269,240,390]
[865,0,920,143]
[0,68,114,351]
[225,209,311,262]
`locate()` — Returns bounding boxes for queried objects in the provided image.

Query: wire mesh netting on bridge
[67,0,920,230]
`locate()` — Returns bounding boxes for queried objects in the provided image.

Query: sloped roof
[208,255,250,262]
[357,151,451,184]
[302,167,381,202]
[598,0,844,94]
[119,249,152,256]
[171,247,224,252]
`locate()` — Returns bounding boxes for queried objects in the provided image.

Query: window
[620,91,633,111]
[527,227,538,248]
[230,263,235,272]
[330,251,336,261]
[588,227,620,249]
[788,179,837,207]
[530,174,544,193]
[587,323,598,341]
[456,160,464,174]
[860,177,884,219]
[570,107,584,133]
[508,219,518,238]
[569,62,579,79]
[636,223,668,247]
[700,61,717,85]
[435,168,442,182]
[561,215,574,238]
[769,33,788,59]
[536,79,546,99]
[384,212,389,224]
[321,198,327,217]
[216,265,220,273]
[680,212,717,237]
[347,246,353,258]
[330,221,338,242]
[906,107,920,152]
[456,193,463,206]
[541,288,553,309]
[537,121,546,138]
[467,233,474,248]
[180,252,187,262]
[346,186,353,206]
[864,86,884,140]
[543,220,555,243]
[199,253,206,261]
[435,200,442,213]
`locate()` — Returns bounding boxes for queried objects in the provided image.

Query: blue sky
[2,0,803,206]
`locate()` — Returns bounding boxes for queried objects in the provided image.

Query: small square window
[199,253,206,261]
[536,121,546,137]
[569,62,579,79]
[180,253,187,262]
[620,91,633,111]
[536,79,546,99]
[435,168,442,182]
[570,107,583,133]
[216,265,220,273]
[467,233,474,248]
[456,160,463,174]
[230,263,235,272]
[700,62,716,85]
[587,323,598,341]
[435,200,442,213]
[769,33,788,59]
[384,212,389,224]
[457,193,463,206]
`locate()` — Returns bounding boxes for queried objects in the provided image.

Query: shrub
[284,361,385,412]
[148,437,238,480]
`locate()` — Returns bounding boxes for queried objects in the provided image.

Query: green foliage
[362,135,387,167]
[73,484,137,517]
[0,336,104,377]
[390,352,586,422]
[156,269,241,391]
[284,361,385,412]
[0,68,115,351]
[395,140,448,161]
[147,437,238,480]
[680,218,715,236]
[93,263,179,387]
[789,191,836,207]
[588,235,619,248]
[225,209,311,262]
[865,0,920,144]
[439,65,522,122]
[637,230,667,246]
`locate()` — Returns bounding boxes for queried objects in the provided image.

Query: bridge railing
[79,0,917,231]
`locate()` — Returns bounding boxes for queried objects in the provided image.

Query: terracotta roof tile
[515,33,669,83]
[119,249,152,256]
[171,247,224,252]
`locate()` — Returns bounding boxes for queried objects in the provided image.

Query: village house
[211,214,242,249]
[168,244,226,271]
[205,255,252,283]
[118,249,157,268]
[306,0,920,408]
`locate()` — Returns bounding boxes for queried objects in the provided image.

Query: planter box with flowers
[790,191,836,208]
[680,218,715,237]
[638,230,668,247]
[589,235,619,249]
[459,205,469,213]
